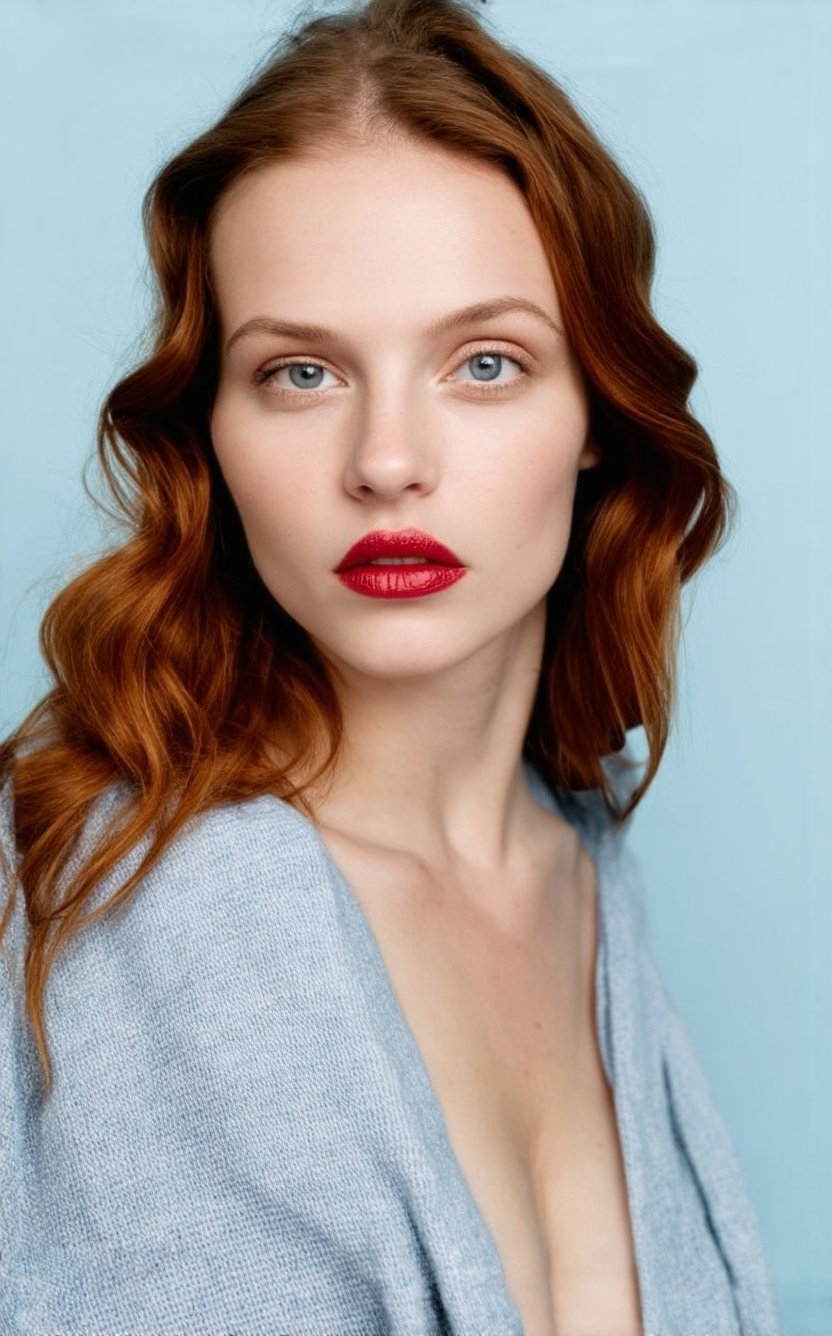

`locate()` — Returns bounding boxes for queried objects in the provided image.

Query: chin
[330,646,468,681]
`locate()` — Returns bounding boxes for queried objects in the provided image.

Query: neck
[295,602,552,877]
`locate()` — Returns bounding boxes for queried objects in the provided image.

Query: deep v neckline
[268,758,641,1332]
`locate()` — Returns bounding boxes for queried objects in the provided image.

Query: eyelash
[252,344,532,399]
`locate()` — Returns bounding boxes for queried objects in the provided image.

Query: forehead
[208,140,561,333]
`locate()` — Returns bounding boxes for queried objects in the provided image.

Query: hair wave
[0,0,735,1093]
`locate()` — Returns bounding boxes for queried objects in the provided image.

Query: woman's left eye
[452,349,528,390]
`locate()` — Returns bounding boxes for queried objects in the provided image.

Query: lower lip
[336,563,468,599]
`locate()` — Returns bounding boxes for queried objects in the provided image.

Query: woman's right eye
[254,360,339,393]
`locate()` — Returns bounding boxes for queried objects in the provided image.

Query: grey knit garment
[0,760,783,1336]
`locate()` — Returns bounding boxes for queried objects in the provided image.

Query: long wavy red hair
[0,0,735,1094]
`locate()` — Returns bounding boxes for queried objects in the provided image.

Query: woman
[0,0,782,1332]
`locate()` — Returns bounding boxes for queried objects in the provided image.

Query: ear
[578,438,602,470]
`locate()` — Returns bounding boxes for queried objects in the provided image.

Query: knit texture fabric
[0,761,783,1335]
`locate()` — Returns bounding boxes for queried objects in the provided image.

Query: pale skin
[208,134,644,1334]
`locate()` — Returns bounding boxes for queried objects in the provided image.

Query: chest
[322,830,644,1336]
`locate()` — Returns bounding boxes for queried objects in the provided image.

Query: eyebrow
[224,296,563,354]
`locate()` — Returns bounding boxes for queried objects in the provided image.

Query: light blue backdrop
[1,2,828,1330]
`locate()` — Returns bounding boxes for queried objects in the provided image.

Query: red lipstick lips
[335,528,468,600]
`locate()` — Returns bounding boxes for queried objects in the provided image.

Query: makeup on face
[334,527,468,600]
[208,142,595,685]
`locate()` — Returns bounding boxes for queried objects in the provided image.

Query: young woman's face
[209,137,598,682]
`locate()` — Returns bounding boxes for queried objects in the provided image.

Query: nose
[341,384,440,501]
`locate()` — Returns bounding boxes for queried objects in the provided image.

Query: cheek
[467,419,586,557]
[504,471,581,585]
[211,399,306,546]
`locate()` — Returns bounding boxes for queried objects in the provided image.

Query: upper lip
[335,528,464,572]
